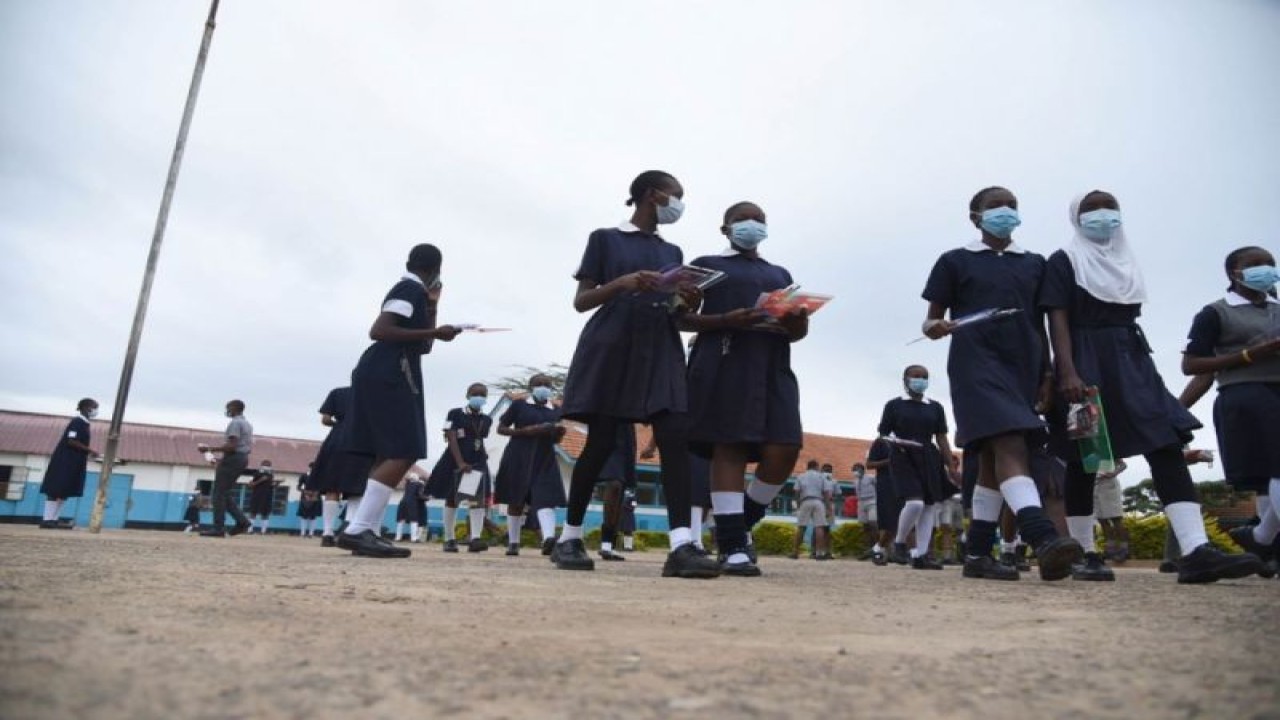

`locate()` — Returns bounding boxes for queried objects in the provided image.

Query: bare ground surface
[0,525,1277,720]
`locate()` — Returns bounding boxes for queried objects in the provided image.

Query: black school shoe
[871,550,888,566]
[599,549,626,562]
[227,522,251,537]
[1228,526,1276,566]
[541,537,556,556]
[911,554,944,570]
[1014,544,1032,572]
[963,555,1019,581]
[1033,537,1084,581]
[337,530,411,558]
[721,559,762,577]
[320,535,336,548]
[1157,560,1178,574]
[1071,552,1116,582]
[443,539,459,553]
[506,543,520,556]
[39,519,74,530]
[662,543,722,579]
[889,543,910,565]
[553,539,595,571]
[467,538,488,553]
[1177,544,1263,584]
[199,527,227,538]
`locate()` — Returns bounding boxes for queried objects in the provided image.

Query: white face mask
[656,195,685,225]
[260,466,273,473]
[86,409,99,419]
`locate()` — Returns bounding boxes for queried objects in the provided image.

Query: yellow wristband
[1242,349,1253,364]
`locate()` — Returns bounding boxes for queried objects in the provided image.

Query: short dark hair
[626,170,678,207]
[806,459,819,470]
[77,398,97,412]
[406,243,442,273]
[968,186,1008,214]
[852,463,865,472]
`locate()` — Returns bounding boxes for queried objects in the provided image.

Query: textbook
[456,470,483,500]
[754,285,833,319]
[654,264,726,293]
[907,307,1022,344]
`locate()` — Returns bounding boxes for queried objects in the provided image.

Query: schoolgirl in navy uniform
[877,365,954,569]
[426,383,494,553]
[394,473,426,542]
[39,398,100,529]
[309,387,375,547]
[1182,245,1280,572]
[680,201,807,576]
[495,374,566,556]
[865,437,896,565]
[297,489,322,537]
[922,186,1081,581]
[597,423,638,561]
[245,460,276,534]
[1044,191,1261,583]
[554,170,720,579]
[338,244,461,558]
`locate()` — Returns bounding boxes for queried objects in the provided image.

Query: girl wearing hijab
[1041,191,1262,583]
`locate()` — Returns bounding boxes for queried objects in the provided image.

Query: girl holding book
[681,200,808,576]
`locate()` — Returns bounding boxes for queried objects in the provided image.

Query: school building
[0,406,874,532]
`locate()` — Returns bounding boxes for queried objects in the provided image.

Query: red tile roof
[0,410,322,474]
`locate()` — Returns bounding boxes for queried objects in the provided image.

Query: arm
[369,311,456,343]
[1177,373,1215,409]
[1182,340,1280,376]
[1034,310,1055,413]
[445,429,472,474]
[573,274,659,314]
[321,413,337,427]
[922,301,955,339]
[1048,308,1086,403]
[935,433,955,469]
[676,308,766,333]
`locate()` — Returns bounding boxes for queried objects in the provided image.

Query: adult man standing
[198,399,254,537]
[791,460,831,560]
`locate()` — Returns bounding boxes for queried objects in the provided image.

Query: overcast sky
[3,1,1278,484]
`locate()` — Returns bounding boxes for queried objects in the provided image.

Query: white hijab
[1064,192,1147,305]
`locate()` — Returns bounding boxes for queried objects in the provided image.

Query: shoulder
[446,408,465,421]
[1046,249,1071,269]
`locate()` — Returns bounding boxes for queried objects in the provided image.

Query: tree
[1122,478,1160,515]
[489,363,568,394]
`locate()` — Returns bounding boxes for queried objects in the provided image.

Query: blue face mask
[467,395,486,411]
[1241,265,1280,292]
[656,195,685,225]
[1079,208,1122,243]
[531,386,553,403]
[906,377,929,394]
[978,206,1021,239]
[728,220,768,250]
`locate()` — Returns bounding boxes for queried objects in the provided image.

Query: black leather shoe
[911,554,944,570]
[1177,544,1262,584]
[39,519,74,530]
[662,543,722,578]
[338,530,411,558]
[199,528,227,538]
[599,549,626,562]
[889,543,910,565]
[443,540,459,553]
[1033,537,1084,581]
[1071,552,1115,582]
[871,551,888,566]
[227,522,251,537]
[963,555,1019,581]
[721,559,762,577]
[320,535,336,548]
[1157,560,1178,574]
[541,537,556,556]
[467,538,489,553]
[505,543,519,556]
[1228,526,1276,564]
[553,539,595,571]
[1014,544,1032,572]
[745,545,758,563]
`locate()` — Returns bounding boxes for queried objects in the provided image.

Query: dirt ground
[0,525,1276,720]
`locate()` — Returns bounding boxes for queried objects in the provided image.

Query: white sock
[261,518,269,533]
[322,500,339,535]
[690,505,705,548]
[559,524,583,542]
[872,543,883,553]
[43,500,58,522]
[711,491,744,515]
[537,508,557,540]
[601,541,614,552]
[668,526,693,550]
[1165,501,1209,556]
[623,535,634,550]
[1000,540,1017,554]
[1067,516,1098,553]
[1253,488,1280,544]
[395,521,405,540]
[410,522,421,542]
[912,505,937,558]
[54,499,66,517]
[442,506,457,541]
[345,496,362,524]
[999,476,1042,512]
[507,515,523,545]
[746,480,784,506]
[972,486,1002,523]
[895,500,924,544]
[344,481,391,535]
[469,508,485,540]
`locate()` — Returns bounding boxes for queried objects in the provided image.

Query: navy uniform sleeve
[922,252,956,307]
[932,401,950,434]
[868,439,888,463]
[1038,251,1075,311]
[574,230,609,284]
[499,402,521,428]
[479,415,493,439]
[877,400,896,436]
[1184,305,1221,357]
[319,389,340,416]
[64,418,83,443]
[445,408,465,430]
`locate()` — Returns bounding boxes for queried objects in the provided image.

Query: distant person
[598,424,638,561]
[494,374,566,557]
[296,489,321,538]
[852,463,878,560]
[309,386,376,548]
[813,463,838,559]
[337,243,460,558]
[879,365,953,570]
[1093,460,1130,564]
[1043,190,1261,583]
[865,438,896,565]
[1182,245,1280,573]
[553,169,720,578]
[791,460,830,560]
[245,460,276,535]
[183,492,202,534]
[39,397,100,529]
[394,473,427,543]
[197,399,254,538]
[425,383,494,553]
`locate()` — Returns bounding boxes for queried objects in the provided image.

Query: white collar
[901,394,929,403]
[400,272,425,287]
[526,397,551,407]
[718,246,766,259]
[964,240,1026,255]
[1225,290,1279,306]
[78,414,92,423]
[617,222,661,237]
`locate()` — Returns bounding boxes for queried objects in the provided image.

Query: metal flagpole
[89,0,221,533]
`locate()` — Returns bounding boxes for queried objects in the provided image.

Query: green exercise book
[1078,389,1116,475]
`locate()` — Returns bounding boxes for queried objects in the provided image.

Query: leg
[709,443,756,572]
[989,433,1077,580]
[563,416,621,529]
[599,480,622,556]
[962,442,1019,580]
[745,443,800,530]
[337,458,413,558]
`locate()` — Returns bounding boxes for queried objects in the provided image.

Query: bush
[751,522,798,555]
[634,530,667,551]
[830,522,871,558]
[1121,513,1241,560]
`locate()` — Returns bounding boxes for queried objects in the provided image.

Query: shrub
[1121,513,1241,560]
[830,522,870,558]
[634,530,667,551]
[751,522,798,555]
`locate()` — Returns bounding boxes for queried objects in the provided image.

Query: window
[196,480,213,497]
[0,466,29,501]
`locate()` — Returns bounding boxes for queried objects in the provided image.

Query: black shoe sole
[1179,556,1264,584]
[1071,570,1116,582]
[555,559,595,571]
[1035,538,1084,581]
[721,562,762,577]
